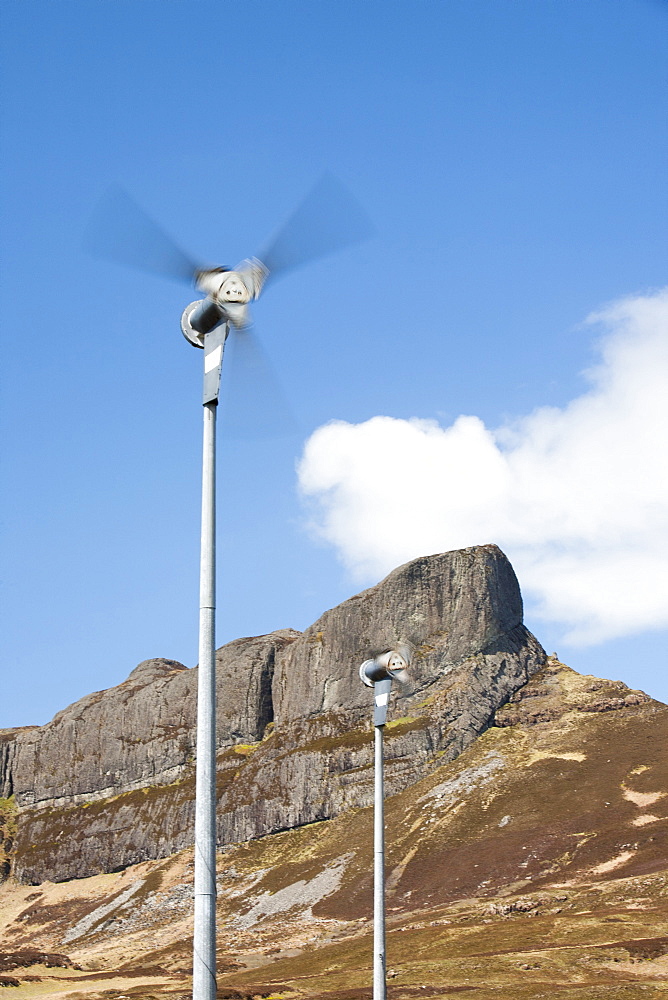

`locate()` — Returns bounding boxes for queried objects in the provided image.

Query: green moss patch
[384,716,428,739]
[232,743,261,757]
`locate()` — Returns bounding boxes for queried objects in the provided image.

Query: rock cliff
[0,544,546,883]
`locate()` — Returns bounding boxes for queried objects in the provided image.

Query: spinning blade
[84,186,203,285]
[219,327,296,440]
[259,173,375,281]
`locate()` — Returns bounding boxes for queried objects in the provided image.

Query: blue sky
[1,0,667,728]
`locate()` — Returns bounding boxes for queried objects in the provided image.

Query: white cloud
[297,288,668,644]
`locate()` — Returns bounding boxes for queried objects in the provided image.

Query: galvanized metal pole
[361,660,407,1000]
[193,397,217,1000]
[373,716,387,1000]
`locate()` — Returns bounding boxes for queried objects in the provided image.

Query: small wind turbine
[359,643,413,1000]
[87,176,373,1000]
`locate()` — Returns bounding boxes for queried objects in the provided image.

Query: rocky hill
[0,656,665,999]
[0,543,666,998]
[1,544,545,884]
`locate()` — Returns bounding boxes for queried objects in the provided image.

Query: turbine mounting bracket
[181,300,229,405]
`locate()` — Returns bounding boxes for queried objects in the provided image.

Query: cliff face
[1,545,546,884]
[1,632,298,810]
[273,542,524,722]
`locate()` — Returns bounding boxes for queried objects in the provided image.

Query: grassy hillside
[0,659,666,998]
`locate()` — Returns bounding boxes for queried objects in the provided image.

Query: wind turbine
[359,643,413,1000]
[87,176,373,1000]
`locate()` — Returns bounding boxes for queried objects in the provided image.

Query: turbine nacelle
[359,644,413,727]
[359,644,413,688]
[196,268,250,304]
[193,258,270,330]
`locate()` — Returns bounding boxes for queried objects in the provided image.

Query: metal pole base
[374,721,386,1000]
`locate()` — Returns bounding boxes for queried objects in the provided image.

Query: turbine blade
[219,328,296,440]
[391,668,411,687]
[396,642,415,666]
[259,173,375,281]
[84,186,201,285]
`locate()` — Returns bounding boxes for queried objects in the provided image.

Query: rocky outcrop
[3,545,547,883]
[2,632,298,810]
[273,542,526,723]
